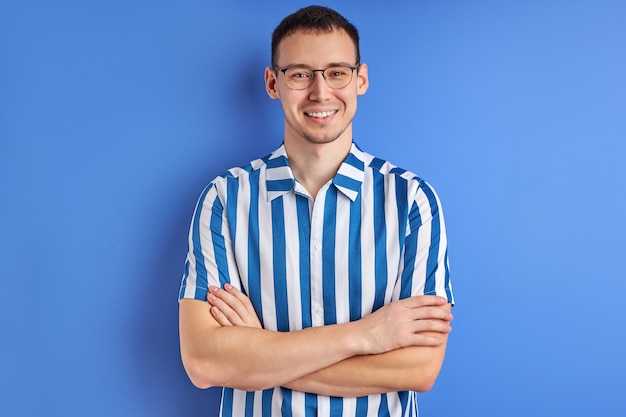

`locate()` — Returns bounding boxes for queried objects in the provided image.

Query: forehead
[275,29,357,67]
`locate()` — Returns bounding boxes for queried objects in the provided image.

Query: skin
[179,29,453,396]
[264,29,368,198]
[207,285,453,395]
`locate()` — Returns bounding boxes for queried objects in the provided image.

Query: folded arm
[180,298,366,391]
[180,286,451,393]
[201,284,452,396]
[283,306,450,396]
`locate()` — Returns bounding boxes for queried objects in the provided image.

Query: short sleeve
[398,179,454,305]
[178,182,237,301]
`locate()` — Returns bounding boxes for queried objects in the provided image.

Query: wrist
[338,320,371,356]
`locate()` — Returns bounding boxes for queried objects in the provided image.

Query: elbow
[181,352,221,389]
[409,364,441,392]
[183,359,215,389]
[413,378,436,393]
[182,355,271,392]
[410,365,441,393]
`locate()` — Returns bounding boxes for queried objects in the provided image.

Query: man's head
[271,5,360,68]
[265,6,368,148]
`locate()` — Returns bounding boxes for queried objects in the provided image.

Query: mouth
[304,110,338,119]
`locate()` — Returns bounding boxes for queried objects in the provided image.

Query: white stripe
[334,193,351,324]
[234,176,250,291]
[384,173,402,301]
[360,166,377,315]
[258,180,277,330]
[283,195,303,330]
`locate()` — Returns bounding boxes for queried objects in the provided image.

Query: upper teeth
[307,111,335,118]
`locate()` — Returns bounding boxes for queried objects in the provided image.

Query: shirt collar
[265,143,365,202]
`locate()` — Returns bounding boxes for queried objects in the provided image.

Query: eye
[287,68,312,79]
[326,67,349,78]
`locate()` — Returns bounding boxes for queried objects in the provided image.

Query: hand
[207,284,262,329]
[356,295,453,355]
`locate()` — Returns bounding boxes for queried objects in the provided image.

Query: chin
[301,128,350,145]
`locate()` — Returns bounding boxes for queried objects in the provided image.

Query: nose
[308,70,331,101]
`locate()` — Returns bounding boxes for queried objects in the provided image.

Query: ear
[265,67,280,99]
[356,63,369,96]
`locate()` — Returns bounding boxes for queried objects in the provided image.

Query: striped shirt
[179,142,454,417]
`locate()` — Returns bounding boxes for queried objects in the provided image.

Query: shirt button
[315,308,322,315]
[314,243,322,250]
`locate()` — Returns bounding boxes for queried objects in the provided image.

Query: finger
[209,306,234,327]
[407,333,446,347]
[408,306,453,322]
[210,286,248,316]
[400,295,449,308]
[224,284,257,315]
[408,319,452,335]
[208,292,245,326]
[209,285,263,328]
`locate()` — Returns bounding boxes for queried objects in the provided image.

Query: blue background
[1,1,624,416]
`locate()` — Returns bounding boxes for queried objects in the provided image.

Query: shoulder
[360,148,423,186]
[211,153,271,185]
[359,148,443,206]
[193,150,274,209]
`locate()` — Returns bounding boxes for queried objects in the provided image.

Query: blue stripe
[267,178,296,191]
[226,176,238,244]
[330,396,343,415]
[389,166,407,176]
[400,231,418,299]
[356,396,368,415]
[444,247,453,303]
[349,193,362,321]
[401,201,421,299]
[178,260,190,298]
[398,391,409,413]
[369,157,385,171]
[344,152,364,170]
[305,393,317,417]
[395,176,409,254]
[189,186,213,299]
[333,173,361,193]
[262,389,273,417]
[272,198,289,332]
[322,187,338,324]
[280,388,293,417]
[377,393,389,416]
[221,388,234,417]
[210,197,230,287]
[266,155,289,168]
[372,170,387,310]
[296,195,312,328]
[420,182,441,295]
[245,391,255,417]
[247,169,263,325]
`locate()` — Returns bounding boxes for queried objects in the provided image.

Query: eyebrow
[276,61,356,69]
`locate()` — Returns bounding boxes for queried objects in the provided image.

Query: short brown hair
[271,5,360,67]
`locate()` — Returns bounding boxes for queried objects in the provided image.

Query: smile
[305,110,337,119]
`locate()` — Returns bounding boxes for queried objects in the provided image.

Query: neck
[284,136,352,199]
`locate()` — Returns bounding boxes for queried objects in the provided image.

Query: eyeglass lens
[283,66,355,90]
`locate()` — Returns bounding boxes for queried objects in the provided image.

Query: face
[265,29,369,147]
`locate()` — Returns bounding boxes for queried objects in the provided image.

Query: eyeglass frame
[273,63,361,90]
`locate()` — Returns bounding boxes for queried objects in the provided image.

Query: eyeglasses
[273,64,360,90]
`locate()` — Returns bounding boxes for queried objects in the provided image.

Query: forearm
[283,303,452,397]
[180,299,367,391]
[283,333,448,397]
[194,288,452,393]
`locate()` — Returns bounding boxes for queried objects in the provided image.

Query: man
[179,5,454,416]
